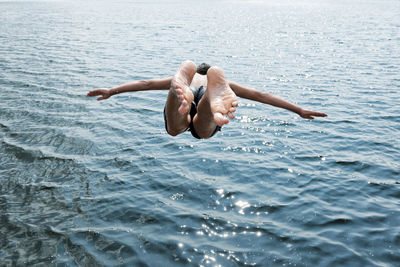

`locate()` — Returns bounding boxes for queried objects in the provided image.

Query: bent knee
[167,129,180,136]
[166,126,185,137]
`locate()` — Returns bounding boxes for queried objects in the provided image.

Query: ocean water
[0,0,399,266]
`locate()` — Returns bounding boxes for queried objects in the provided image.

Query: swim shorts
[164,86,222,139]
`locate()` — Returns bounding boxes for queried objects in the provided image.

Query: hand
[299,109,328,120]
[87,88,111,101]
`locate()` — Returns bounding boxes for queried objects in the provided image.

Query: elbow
[258,92,274,104]
[139,80,151,90]
[259,91,271,97]
[257,91,268,102]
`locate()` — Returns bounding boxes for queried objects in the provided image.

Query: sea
[0,0,399,266]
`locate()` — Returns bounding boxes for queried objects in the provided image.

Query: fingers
[302,110,328,119]
[87,90,100,97]
[88,91,105,101]
[87,89,105,97]
[316,112,328,117]
[88,89,111,101]
[304,114,314,120]
[309,110,328,117]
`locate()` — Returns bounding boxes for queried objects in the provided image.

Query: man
[87,60,327,139]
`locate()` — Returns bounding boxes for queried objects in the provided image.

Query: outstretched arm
[87,77,172,101]
[229,81,327,119]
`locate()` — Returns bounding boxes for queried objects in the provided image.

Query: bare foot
[205,68,238,126]
[170,62,195,114]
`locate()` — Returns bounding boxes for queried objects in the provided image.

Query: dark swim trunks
[164,86,222,139]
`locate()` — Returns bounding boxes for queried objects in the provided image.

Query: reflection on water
[1,0,400,266]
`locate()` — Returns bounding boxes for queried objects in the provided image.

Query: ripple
[1,0,400,266]
[1,139,42,163]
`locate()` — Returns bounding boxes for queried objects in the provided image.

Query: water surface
[0,0,399,266]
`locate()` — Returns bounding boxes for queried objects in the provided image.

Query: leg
[193,66,238,139]
[165,60,196,136]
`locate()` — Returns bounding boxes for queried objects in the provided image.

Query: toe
[214,113,228,126]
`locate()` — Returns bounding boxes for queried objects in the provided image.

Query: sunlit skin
[87,60,327,139]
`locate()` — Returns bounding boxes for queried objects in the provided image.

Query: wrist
[109,88,117,96]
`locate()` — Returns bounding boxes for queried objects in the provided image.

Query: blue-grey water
[1,0,399,266]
